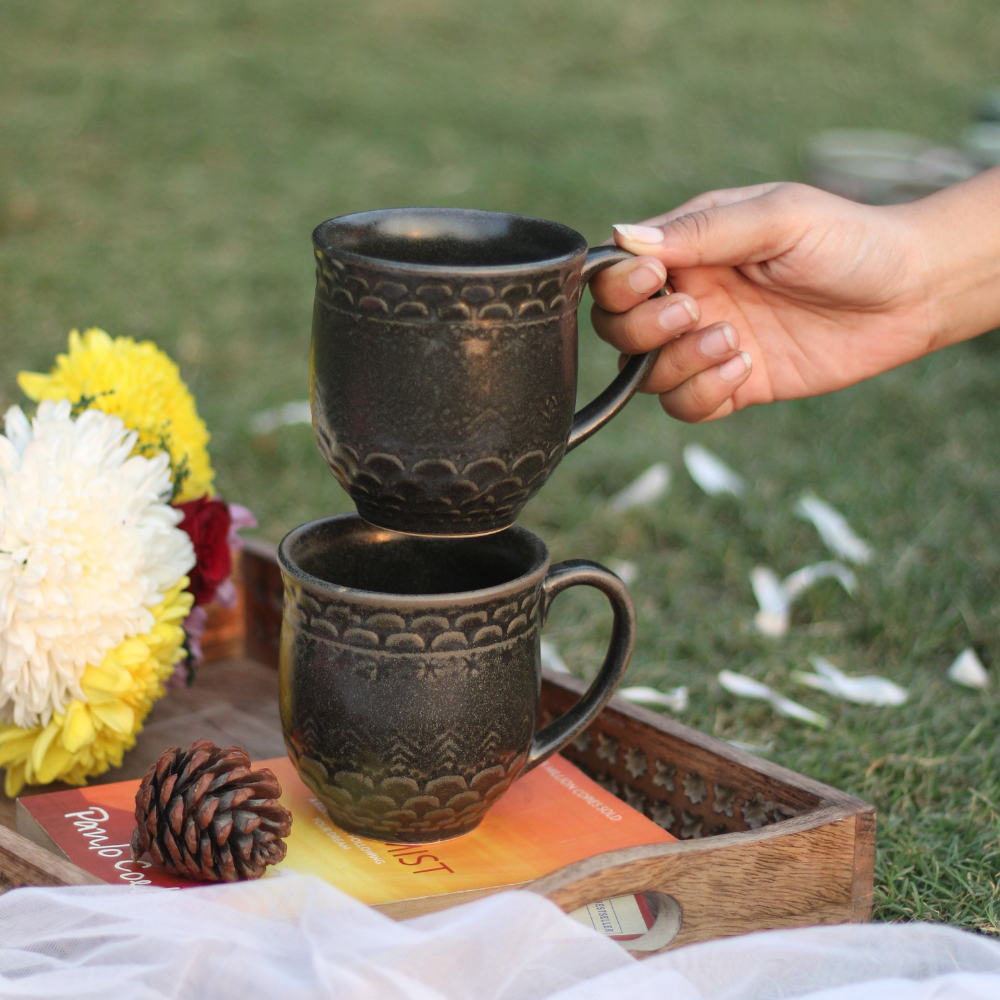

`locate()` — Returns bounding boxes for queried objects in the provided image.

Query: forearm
[900,166,1000,351]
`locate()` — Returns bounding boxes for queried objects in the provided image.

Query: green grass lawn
[2,0,999,930]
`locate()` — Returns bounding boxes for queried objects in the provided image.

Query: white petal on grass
[755,691,830,729]
[682,444,746,497]
[791,656,908,706]
[607,559,639,586]
[249,400,312,435]
[750,567,789,637]
[751,561,857,638]
[795,494,873,564]
[782,562,857,602]
[948,648,990,690]
[718,670,830,729]
[608,463,671,511]
[617,686,689,712]
[540,640,570,674]
[718,671,773,700]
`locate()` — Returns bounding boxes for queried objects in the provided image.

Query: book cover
[18,753,673,916]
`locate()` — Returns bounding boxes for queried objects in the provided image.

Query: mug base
[317,802,487,845]
[338,818,485,846]
[356,509,518,538]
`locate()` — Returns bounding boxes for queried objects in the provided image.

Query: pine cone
[130,739,292,882]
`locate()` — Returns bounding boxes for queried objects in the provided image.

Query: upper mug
[310,207,662,536]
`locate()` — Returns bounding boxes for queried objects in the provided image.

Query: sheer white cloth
[0,874,998,999]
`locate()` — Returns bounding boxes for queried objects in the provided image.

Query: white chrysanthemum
[0,400,195,728]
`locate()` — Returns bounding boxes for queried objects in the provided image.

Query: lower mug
[278,514,636,843]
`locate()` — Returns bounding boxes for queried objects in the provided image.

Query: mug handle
[524,559,637,771]
[565,247,669,452]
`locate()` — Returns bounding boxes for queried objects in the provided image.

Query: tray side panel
[851,808,877,921]
[0,824,102,893]
[528,806,861,950]
[539,673,836,842]
[243,539,282,670]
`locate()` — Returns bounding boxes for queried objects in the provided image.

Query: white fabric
[0,874,999,999]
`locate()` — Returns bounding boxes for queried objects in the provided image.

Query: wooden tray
[0,541,875,953]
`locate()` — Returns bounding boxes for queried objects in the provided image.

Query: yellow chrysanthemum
[18,328,214,502]
[0,578,194,797]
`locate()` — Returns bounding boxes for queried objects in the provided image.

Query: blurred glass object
[975,87,1000,122]
[962,122,1000,168]
[804,130,978,204]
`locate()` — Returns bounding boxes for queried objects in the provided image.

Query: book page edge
[15,800,71,862]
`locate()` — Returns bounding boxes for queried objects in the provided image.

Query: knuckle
[659,392,698,423]
[592,305,640,352]
[675,372,725,421]
[590,303,610,333]
[645,349,691,396]
[693,399,735,423]
[621,310,652,353]
[676,209,715,244]
[668,211,716,263]
[657,337,696,381]
[685,378,717,414]
[772,181,814,209]
[589,264,639,312]
[588,271,615,307]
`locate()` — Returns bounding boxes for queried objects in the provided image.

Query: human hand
[589,178,997,422]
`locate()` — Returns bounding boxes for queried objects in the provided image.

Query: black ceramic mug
[311,208,662,536]
[278,514,636,843]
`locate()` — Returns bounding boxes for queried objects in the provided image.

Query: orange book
[18,753,674,918]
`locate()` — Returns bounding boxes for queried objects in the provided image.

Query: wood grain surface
[0,824,102,892]
[528,806,863,948]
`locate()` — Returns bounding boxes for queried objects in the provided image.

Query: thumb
[613,185,811,269]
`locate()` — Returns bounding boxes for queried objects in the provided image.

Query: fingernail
[614,223,664,244]
[699,324,737,357]
[719,351,752,382]
[627,262,666,294]
[657,298,699,333]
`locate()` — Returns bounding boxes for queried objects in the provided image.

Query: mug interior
[280,514,547,597]
[313,208,587,270]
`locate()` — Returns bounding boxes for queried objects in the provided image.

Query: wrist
[900,167,1000,351]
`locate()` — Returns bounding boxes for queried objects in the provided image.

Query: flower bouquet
[0,329,254,796]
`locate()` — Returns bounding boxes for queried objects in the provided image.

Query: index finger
[636,183,785,229]
[588,255,667,313]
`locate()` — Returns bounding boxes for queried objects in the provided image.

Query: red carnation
[175,497,232,606]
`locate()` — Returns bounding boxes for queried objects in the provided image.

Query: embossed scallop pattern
[314,248,582,323]
[284,577,542,651]
[316,440,560,534]
[311,246,585,532]
[289,738,530,840]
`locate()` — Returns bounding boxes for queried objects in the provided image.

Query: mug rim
[278,513,551,609]
[312,207,588,277]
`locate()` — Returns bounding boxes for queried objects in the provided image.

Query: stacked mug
[279,209,660,843]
